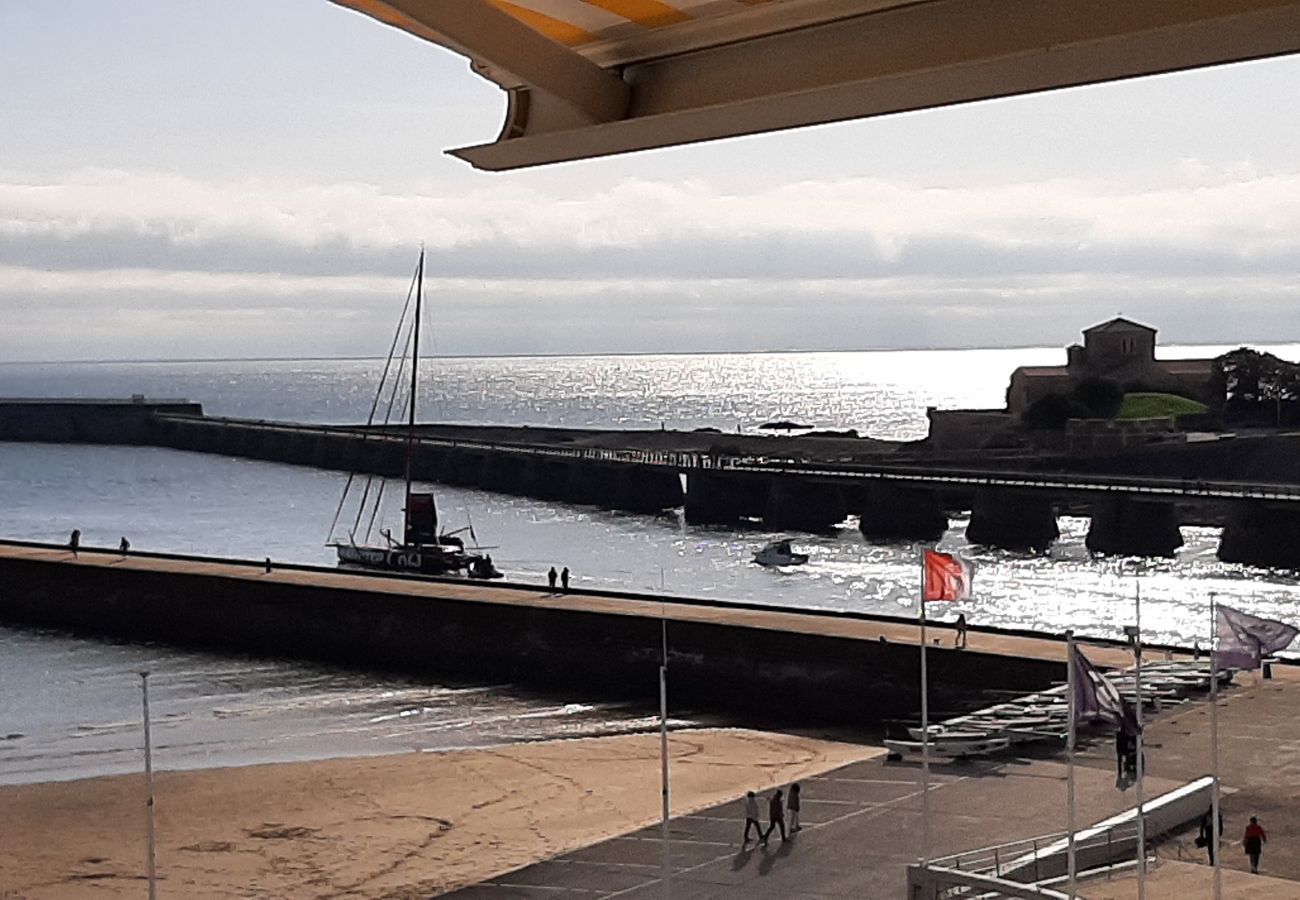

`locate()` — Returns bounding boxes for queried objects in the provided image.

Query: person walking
[561,566,570,592]
[1243,816,1267,873]
[741,791,762,844]
[547,566,558,591]
[1114,727,1130,782]
[787,783,802,833]
[119,536,130,555]
[1198,806,1224,865]
[762,788,786,844]
[955,613,968,649]
[68,528,81,557]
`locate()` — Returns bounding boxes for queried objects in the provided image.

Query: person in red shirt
[1243,816,1267,873]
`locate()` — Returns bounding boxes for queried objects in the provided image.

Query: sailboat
[327,249,502,580]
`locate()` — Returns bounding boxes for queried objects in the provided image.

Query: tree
[1023,392,1090,430]
[1070,377,1125,419]
[1215,348,1300,425]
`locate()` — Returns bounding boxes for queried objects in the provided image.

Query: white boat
[885,735,1011,759]
[753,539,809,567]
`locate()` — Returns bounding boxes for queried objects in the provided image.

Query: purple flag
[1071,643,1138,732]
[1216,605,1299,670]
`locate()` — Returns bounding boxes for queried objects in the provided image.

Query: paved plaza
[445,754,1176,898]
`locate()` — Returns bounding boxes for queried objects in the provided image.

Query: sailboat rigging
[327,249,502,579]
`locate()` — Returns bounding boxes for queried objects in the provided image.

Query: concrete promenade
[445,755,1178,898]
[448,670,1300,898]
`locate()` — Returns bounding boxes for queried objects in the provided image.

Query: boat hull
[333,542,468,576]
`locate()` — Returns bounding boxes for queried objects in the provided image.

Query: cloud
[1,167,1298,358]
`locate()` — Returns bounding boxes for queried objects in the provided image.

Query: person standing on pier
[548,566,558,591]
[561,566,570,592]
[955,613,968,649]
[68,529,80,557]
[119,537,130,555]
[1243,816,1267,873]
[741,791,762,844]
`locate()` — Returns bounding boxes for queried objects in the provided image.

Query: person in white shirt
[742,791,762,844]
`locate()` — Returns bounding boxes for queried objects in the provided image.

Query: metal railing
[153,413,1300,502]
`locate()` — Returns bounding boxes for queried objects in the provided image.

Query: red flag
[923,550,974,601]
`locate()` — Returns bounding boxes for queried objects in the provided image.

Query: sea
[3,345,1300,785]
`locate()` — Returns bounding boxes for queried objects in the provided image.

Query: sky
[2,0,1299,361]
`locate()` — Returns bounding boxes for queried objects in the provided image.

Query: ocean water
[3,347,1300,784]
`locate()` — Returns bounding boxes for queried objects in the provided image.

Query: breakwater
[0,540,1126,725]
[5,400,1300,567]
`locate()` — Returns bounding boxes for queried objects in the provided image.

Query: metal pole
[403,249,423,508]
[141,672,158,900]
[920,559,931,866]
[1210,592,1222,900]
[660,610,670,899]
[1066,630,1077,898]
[1134,579,1146,900]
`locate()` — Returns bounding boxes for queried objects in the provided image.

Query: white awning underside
[331,0,1300,170]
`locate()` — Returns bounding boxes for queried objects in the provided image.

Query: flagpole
[1066,630,1077,898]
[140,672,158,900]
[920,556,931,867]
[1134,578,1146,900]
[1210,591,1222,900]
[659,603,671,900]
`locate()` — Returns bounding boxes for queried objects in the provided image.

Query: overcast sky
[2,0,1299,361]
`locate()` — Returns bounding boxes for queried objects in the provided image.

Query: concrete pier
[1219,503,1300,569]
[8,401,1300,565]
[1085,497,1184,557]
[0,541,1144,726]
[763,477,847,532]
[857,484,948,542]
[966,490,1060,552]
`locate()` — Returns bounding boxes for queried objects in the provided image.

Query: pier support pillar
[966,490,1059,552]
[857,484,948,542]
[763,478,847,533]
[618,468,686,513]
[1086,498,1183,557]
[1219,504,1300,569]
[684,472,768,525]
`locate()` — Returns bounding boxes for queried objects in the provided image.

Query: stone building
[1005,317,1218,417]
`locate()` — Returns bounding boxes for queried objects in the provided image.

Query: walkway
[444,756,1177,898]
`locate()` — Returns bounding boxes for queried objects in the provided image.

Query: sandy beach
[2,728,877,899]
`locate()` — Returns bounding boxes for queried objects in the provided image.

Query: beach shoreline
[2,727,879,899]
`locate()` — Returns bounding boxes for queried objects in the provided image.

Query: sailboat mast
[404,249,423,508]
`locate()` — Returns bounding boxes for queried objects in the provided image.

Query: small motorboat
[884,734,1011,759]
[754,539,809,567]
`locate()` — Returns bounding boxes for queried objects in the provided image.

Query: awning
[331,1,1300,171]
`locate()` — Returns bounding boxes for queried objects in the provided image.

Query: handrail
[151,413,1300,502]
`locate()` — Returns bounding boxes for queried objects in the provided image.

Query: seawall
[0,541,1124,726]
[0,398,203,443]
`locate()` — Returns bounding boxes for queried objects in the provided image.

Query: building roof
[1012,366,1072,379]
[1157,359,1217,375]
[329,1,1300,170]
[1083,316,1157,335]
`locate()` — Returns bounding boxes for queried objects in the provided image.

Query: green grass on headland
[1117,392,1208,420]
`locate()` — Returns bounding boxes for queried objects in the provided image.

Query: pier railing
[156,413,1300,503]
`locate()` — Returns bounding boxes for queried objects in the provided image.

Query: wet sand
[2,728,878,899]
